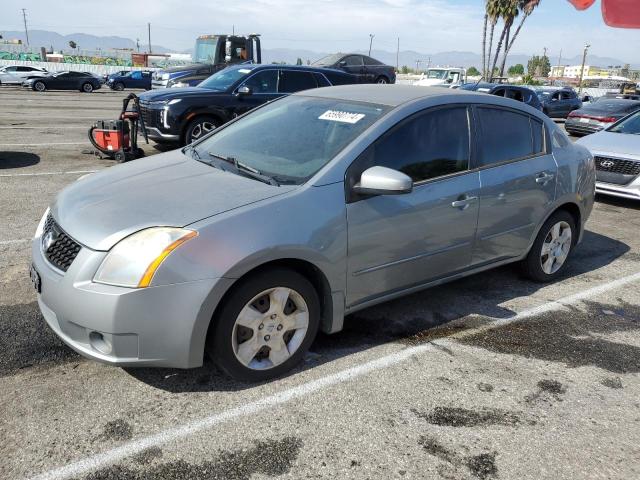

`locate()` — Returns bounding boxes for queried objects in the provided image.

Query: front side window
[476,107,541,167]
[193,96,389,184]
[279,71,317,93]
[241,70,278,93]
[355,107,470,183]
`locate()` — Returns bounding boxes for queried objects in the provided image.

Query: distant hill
[0,30,173,54]
[1,30,635,70]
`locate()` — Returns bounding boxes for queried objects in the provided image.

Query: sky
[2,0,639,61]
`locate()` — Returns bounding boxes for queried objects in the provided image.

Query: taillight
[595,117,617,123]
[568,111,580,118]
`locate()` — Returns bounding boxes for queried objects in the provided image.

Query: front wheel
[34,81,46,92]
[375,76,389,84]
[112,82,125,91]
[183,116,219,145]
[207,268,320,382]
[521,211,576,282]
[81,82,94,93]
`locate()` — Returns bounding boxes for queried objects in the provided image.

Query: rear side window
[476,108,542,167]
[355,107,470,183]
[344,56,364,66]
[278,70,317,93]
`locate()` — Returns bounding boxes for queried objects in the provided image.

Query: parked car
[312,53,396,84]
[107,70,152,91]
[31,85,594,381]
[565,98,640,136]
[534,87,582,118]
[413,67,467,87]
[152,64,220,89]
[0,65,47,85]
[460,82,542,110]
[22,71,102,93]
[577,109,640,200]
[139,64,358,145]
[102,70,130,84]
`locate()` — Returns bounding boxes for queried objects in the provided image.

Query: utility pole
[368,34,374,57]
[147,23,151,54]
[396,37,399,71]
[415,59,421,72]
[21,8,30,47]
[232,25,235,35]
[426,56,431,70]
[578,43,590,95]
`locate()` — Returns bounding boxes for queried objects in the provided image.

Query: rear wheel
[521,210,576,282]
[34,81,46,92]
[207,268,320,382]
[183,116,219,145]
[81,82,94,93]
[112,82,125,91]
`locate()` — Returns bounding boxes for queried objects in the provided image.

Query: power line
[21,8,30,46]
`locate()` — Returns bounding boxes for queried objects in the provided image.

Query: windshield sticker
[238,69,252,73]
[319,110,366,124]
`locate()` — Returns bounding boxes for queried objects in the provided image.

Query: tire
[34,81,46,92]
[183,116,219,145]
[375,76,389,84]
[112,82,125,91]
[114,151,126,163]
[81,82,94,93]
[207,268,320,382]
[521,210,576,282]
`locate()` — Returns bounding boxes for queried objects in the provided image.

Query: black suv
[312,53,396,84]
[460,82,542,110]
[139,64,357,145]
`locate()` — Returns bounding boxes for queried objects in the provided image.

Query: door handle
[451,195,478,209]
[535,172,555,185]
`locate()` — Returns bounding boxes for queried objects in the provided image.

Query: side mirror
[353,166,413,196]
[582,95,591,102]
[236,85,252,96]
[339,60,347,67]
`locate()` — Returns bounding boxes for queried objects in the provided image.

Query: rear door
[346,106,480,306]
[2,66,20,83]
[472,106,556,264]
[342,55,366,80]
[278,69,318,94]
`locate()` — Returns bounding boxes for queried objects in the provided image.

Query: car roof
[296,84,479,107]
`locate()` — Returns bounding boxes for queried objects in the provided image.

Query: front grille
[138,102,159,128]
[42,215,82,272]
[595,156,640,176]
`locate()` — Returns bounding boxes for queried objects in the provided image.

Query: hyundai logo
[42,230,57,251]
[600,160,615,168]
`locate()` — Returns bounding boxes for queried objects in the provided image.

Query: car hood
[139,87,222,102]
[51,149,296,251]
[413,78,447,87]
[576,130,640,158]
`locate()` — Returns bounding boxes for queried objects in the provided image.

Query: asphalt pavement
[1,86,639,480]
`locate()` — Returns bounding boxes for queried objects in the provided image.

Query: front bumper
[596,181,640,200]
[32,237,232,368]
[145,126,180,143]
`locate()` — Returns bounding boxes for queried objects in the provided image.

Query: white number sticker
[318,110,365,124]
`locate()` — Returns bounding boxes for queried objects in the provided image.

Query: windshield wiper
[208,152,279,186]
[184,144,201,160]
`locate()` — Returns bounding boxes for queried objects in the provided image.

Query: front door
[472,106,557,264]
[346,106,480,306]
[233,69,281,116]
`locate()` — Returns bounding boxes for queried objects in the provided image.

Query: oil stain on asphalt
[82,436,303,480]
[412,406,522,428]
[100,419,134,441]
[0,301,79,377]
[419,435,498,480]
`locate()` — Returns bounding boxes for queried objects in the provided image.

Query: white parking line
[0,126,89,129]
[0,239,30,246]
[0,142,88,147]
[0,170,98,177]
[29,270,640,480]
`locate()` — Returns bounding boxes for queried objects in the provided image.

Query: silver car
[576,109,640,201]
[31,85,595,381]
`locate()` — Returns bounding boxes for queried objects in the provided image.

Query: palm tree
[484,0,502,80]
[482,9,488,81]
[489,0,518,81]
[499,0,541,77]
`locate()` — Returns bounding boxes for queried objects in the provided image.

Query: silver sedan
[577,109,640,201]
[31,85,595,381]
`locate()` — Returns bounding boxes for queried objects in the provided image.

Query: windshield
[193,96,389,184]
[426,69,447,79]
[312,54,343,66]
[198,66,255,91]
[608,110,640,134]
[194,37,220,64]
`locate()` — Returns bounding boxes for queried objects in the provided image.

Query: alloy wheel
[231,287,309,370]
[35,81,45,92]
[540,221,572,275]
[189,120,216,142]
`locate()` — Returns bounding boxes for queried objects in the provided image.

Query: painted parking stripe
[0,239,30,246]
[29,269,640,480]
[0,142,88,147]
[0,170,98,177]
[0,126,89,129]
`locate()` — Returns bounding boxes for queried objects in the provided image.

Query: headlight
[34,208,50,239]
[170,82,188,88]
[94,227,197,288]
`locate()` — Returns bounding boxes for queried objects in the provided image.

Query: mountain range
[1,30,635,69]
